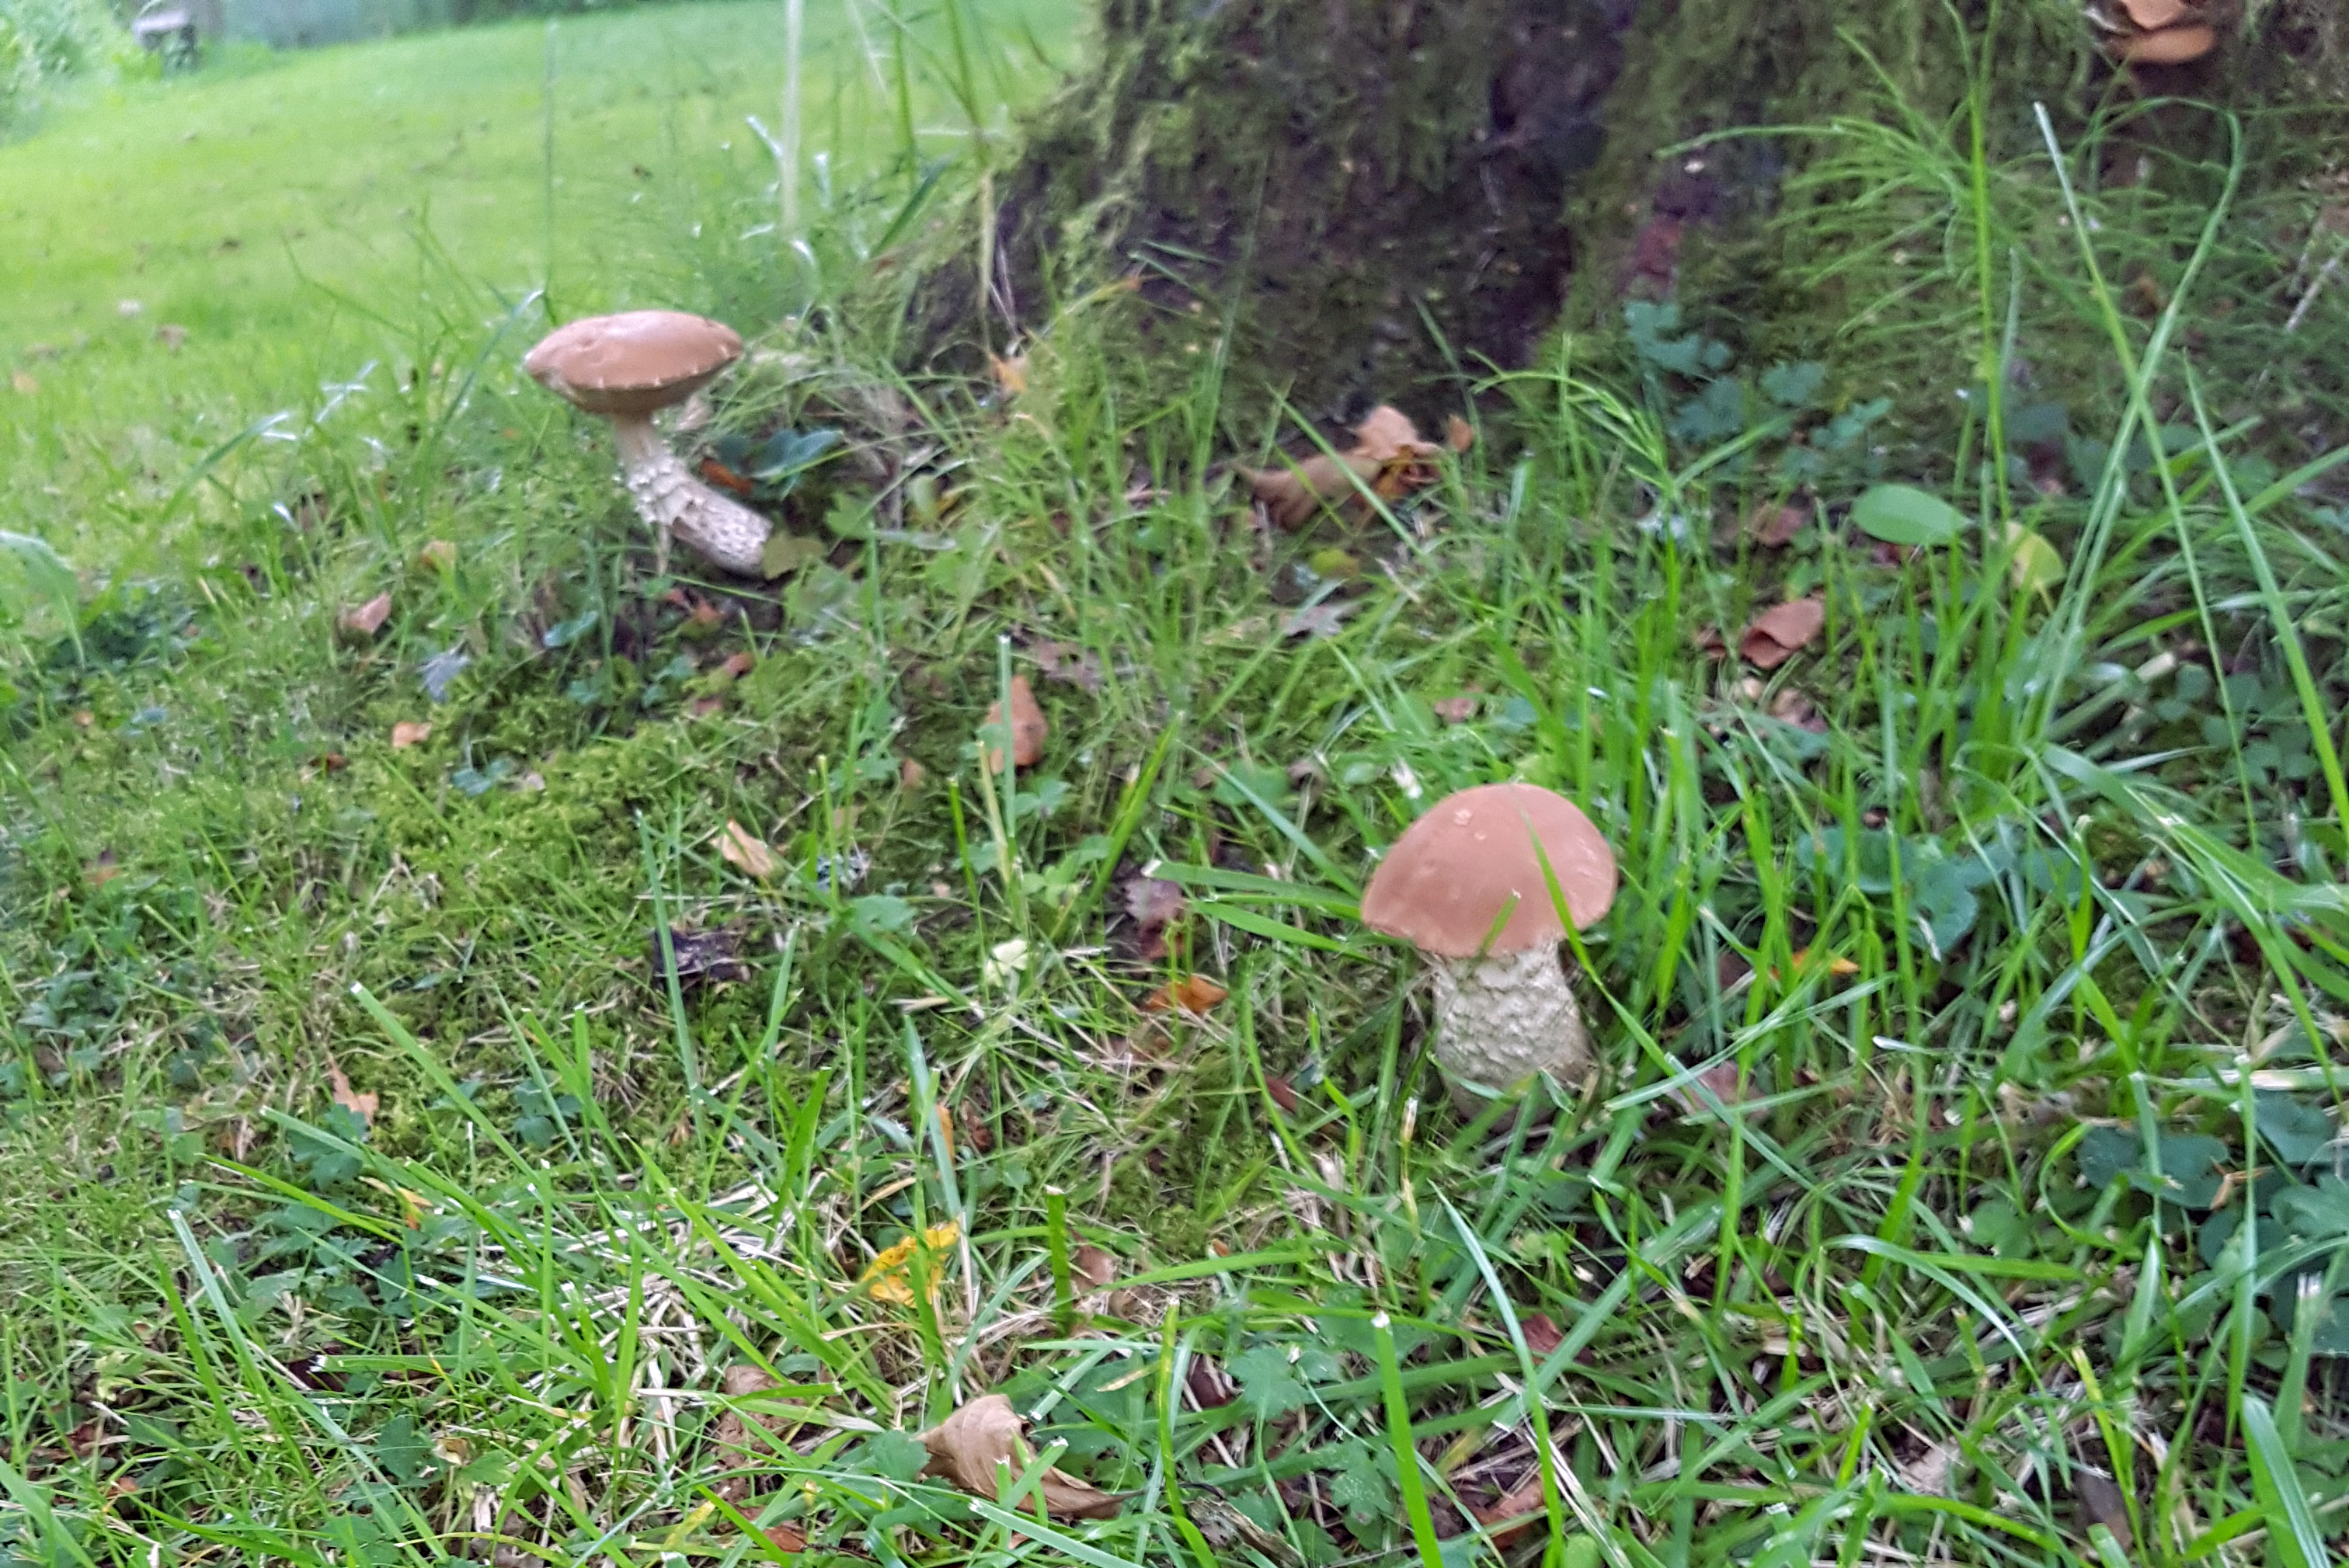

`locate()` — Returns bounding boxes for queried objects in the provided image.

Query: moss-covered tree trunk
[914,0,2343,421]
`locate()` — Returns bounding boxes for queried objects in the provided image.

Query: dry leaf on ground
[858,1220,962,1306]
[763,1524,807,1554]
[327,1062,378,1125]
[1144,975,1228,1015]
[984,676,1048,772]
[900,758,927,791]
[2119,0,2194,26]
[1739,597,1825,669]
[1432,694,1479,724]
[416,540,458,572]
[1032,638,1105,694]
[1445,415,1475,452]
[1123,875,1185,960]
[391,721,432,749]
[1282,601,1355,639]
[339,593,392,638]
[1519,1312,1564,1355]
[917,1395,1123,1521]
[1467,1473,1550,1543]
[1071,1244,1117,1292]
[1265,1075,1299,1113]
[1241,404,1449,529]
[652,926,750,986]
[990,353,1029,398]
[1749,501,1809,548]
[718,821,781,880]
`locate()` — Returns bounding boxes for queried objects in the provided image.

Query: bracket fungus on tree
[524,310,773,575]
[1360,782,1616,1110]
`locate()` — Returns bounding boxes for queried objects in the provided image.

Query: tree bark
[912,0,2344,423]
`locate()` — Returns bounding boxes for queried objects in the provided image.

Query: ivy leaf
[1324,1438,1393,1528]
[373,1413,428,1486]
[1228,1345,1309,1420]
[2256,1093,2336,1167]
[1850,484,1966,548]
[2076,1126,2142,1191]
[2271,1175,2349,1239]
[1760,361,1827,409]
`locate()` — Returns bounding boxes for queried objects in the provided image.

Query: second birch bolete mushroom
[1360,782,1617,1109]
[524,310,773,575]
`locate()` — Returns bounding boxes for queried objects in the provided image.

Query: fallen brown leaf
[1767,686,1828,735]
[917,1394,1123,1521]
[1032,638,1105,694]
[1244,451,1380,530]
[718,821,781,880]
[1467,1473,1550,1543]
[1071,1244,1117,1292]
[327,1062,378,1125]
[1144,974,1228,1015]
[984,675,1048,772]
[416,540,458,572]
[1520,1312,1564,1356]
[2118,0,2195,26]
[719,651,756,680]
[1750,501,1809,548]
[1185,1355,1237,1409]
[338,592,393,638]
[990,353,1029,398]
[700,458,756,496]
[1265,1075,1299,1113]
[1739,597,1825,669]
[1123,875,1186,961]
[1445,414,1475,453]
[391,720,432,749]
[687,597,726,631]
[653,926,750,986]
[1432,694,1479,725]
[900,758,927,791]
[1282,601,1355,639]
[763,1524,807,1554]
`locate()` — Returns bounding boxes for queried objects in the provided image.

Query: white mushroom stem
[608,412,773,576]
[1429,943,1591,1109]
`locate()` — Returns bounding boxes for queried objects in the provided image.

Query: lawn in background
[0,0,1077,567]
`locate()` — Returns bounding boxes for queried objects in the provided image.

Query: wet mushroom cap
[2114,22,2215,62]
[1359,782,1616,959]
[524,310,743,415]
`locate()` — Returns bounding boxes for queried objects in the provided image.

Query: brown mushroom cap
[524,310,743,415]
[1359,782,1616,958]
[2114,22,2215,63]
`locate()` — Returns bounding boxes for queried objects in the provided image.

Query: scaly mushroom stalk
[1429,944,1589,1108]
[607,413,771,576]
[1357,782,1617,1114]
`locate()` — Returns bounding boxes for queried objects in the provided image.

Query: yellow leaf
[717,819,781,880]
[858,1220,962,1306]
[2006,524,2065,597]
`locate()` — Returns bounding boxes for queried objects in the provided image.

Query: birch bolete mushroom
[1360,782,1616,1108]
[524,310,772,575]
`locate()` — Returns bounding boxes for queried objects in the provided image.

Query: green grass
[6,9,2349,1568]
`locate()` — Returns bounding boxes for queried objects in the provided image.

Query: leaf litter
[917,1394,1123,1521]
